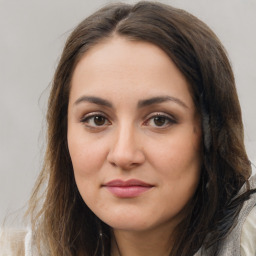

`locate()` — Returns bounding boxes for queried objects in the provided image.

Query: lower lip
[105,186,152,198]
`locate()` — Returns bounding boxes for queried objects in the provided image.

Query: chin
[107,220,153,232]
[99,212,165,233]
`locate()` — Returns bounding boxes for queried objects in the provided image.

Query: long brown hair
[27,2,254,255]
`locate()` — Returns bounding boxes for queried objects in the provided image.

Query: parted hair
[27,2,254,256]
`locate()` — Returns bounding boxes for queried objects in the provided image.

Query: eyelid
[144,112,176,121]
[80,111,108,120]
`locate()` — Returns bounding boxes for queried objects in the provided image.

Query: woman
[1,1,255,255]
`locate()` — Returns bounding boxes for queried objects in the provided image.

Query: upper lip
[104,179,153,187]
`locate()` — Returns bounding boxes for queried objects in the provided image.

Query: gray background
[0,0,255,226]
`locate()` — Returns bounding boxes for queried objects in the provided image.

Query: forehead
[70,36,194,109]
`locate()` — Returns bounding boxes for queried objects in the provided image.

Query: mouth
[103,179,154,198]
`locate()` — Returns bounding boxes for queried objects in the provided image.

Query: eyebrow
[138,96,188,109]
[74,96,113,107]
[73,95,188,109]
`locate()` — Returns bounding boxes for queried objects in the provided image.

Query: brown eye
[80,113,110,128]
[143,113,177,128]
[153,116,167,126]
[94,116,106,126]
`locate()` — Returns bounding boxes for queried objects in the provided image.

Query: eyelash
[80,112,177,130]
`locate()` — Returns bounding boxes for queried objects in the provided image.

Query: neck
[111,224,174,256]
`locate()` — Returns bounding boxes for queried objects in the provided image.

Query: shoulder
[241,206,256,256]
[196,175,256,256]
[223,174,256,256]
[240,174,256,256]
[0,228,31,256]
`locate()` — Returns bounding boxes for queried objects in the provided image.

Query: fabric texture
[241,207,256,256]
[195,174,256,256]
[0,229,26,256]
[217,174,256,256]
[24,229,32,256]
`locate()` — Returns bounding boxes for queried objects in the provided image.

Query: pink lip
[103,179,154,198]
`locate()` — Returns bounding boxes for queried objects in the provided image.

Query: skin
[67,36,202,256]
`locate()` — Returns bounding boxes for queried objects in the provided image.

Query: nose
[107,124,145,170]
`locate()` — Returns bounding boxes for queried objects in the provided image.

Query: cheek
[149,127,202,199]
[67,134,106,207]
[151,134,201,176]
[67,129,108,189]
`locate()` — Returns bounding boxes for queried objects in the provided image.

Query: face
[67,36,202,233]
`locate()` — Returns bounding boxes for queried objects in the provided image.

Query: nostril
[110,162,117,167]
[107,149,145,170]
